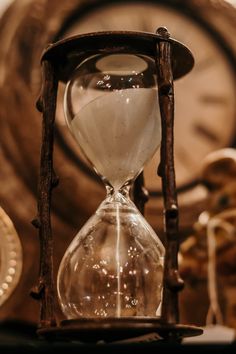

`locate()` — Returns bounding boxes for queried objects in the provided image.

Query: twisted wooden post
[31,59,58,328]
[156,27,184,325]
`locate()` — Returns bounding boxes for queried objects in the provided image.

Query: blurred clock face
[57,1,236,202]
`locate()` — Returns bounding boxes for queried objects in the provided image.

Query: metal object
[33,28,202,341]
[0,207,22,307]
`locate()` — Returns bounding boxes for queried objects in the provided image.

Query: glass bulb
[58,53,164,320]
[64,53,161,190]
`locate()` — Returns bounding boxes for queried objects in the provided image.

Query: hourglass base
[37,318,203,342]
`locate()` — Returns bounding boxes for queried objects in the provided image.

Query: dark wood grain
[156,27,184,325]
[32,60,58,328]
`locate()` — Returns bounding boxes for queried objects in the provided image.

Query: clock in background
[54,0,236,234]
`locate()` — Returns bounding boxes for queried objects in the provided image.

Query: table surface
[0,320,236,354]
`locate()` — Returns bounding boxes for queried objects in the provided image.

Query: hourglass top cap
[41,29,194,82]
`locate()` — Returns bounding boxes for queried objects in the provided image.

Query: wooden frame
[33,28,201,341]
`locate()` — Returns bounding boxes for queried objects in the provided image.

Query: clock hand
[194,123,220,144]
[199,95,229,105]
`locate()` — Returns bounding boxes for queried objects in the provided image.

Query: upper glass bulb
[64,53,161,190]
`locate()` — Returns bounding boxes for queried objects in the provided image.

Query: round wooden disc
[37,318,203,342]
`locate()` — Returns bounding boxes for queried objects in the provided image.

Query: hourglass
[33,29,202,340]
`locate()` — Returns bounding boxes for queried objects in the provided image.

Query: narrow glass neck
[105,182,131,200]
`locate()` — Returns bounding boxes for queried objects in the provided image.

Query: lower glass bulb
[57,192,164,319]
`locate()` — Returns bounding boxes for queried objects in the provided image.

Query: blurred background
[0,0,235,335]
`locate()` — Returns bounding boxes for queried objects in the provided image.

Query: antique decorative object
[180,148,236,329]
[32,27,202,341]
[0,207,22,307]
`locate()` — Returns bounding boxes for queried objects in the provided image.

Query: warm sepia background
[0,0,236,331]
